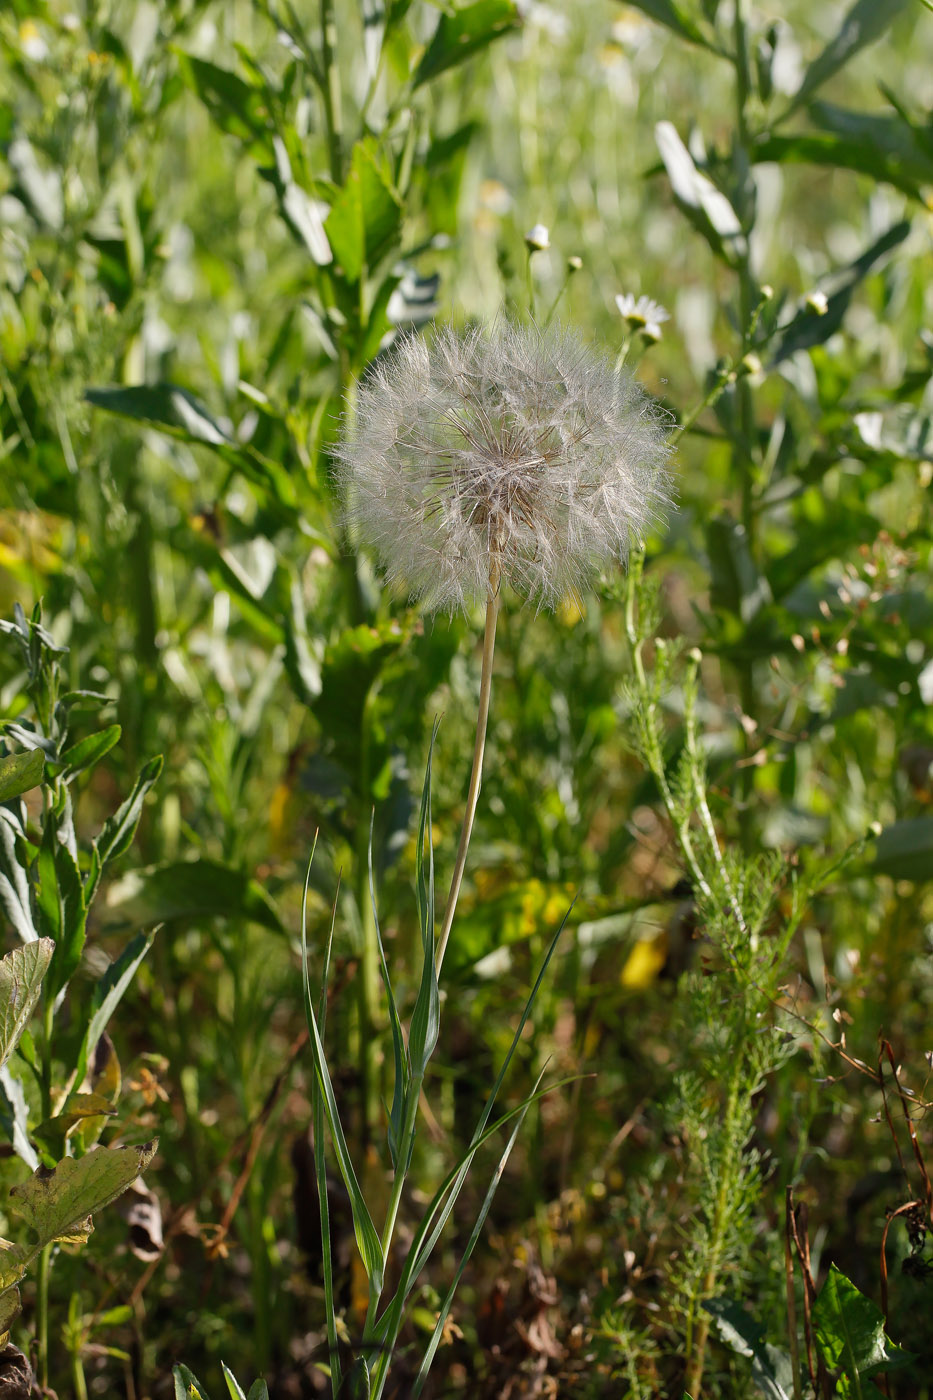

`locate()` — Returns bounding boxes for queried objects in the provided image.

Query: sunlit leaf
[102,861,283,933]
[0,939,54,1070]
[0,750,44,804]
[812,1265,913,1377]
[704,1296,795,1400]
[655,121,746,265]
[413,0,520,89]
[621,0,722,53]
[785,0,913,117]
[769,220,910,363]
[49,724,121,779]
[10,1141,158,1247]
[324,139,403,283]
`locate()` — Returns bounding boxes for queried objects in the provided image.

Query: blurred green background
[2,1,933,1395]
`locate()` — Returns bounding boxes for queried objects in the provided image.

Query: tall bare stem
[436,557,500,974]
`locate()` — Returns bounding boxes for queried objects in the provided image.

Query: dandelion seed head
[335,320,675,615]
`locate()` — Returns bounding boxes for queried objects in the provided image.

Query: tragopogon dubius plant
[336,318,674,968]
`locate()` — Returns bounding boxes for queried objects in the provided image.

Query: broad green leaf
[102,860,283,933]
[37,827,87,997]
[34,1093,117,1150]
[769,221,910,364]
[754,98,933,203]
[324,139,403,283]
[655,121,746,265]
[175,53,274,159]
[86,384,234,446]
[707,516,772,623]
[50,724,121,780]
[71,931,155,1091]
[871,816,933,882]
[0,939,54,1070]
[10,1140,158,1247]
[785,0,913,117]
[703,1297,795,1400]
[86,387,298,515]
[173,1365,211,1400]
[0,749,44,803]
[246,1383,270,1400]
[621,0,721,52]
[300,854,385,1295]
[812,1264,913,1378]
[87,755,163,903]
[413,0,520,89]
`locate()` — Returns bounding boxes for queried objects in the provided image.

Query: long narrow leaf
[409,722,440,1079]
[411,1065,550,1396]
[70,930,155,1091]
[408,901,574,1286]
[367,1074,580,1396]
[368,813,409,1169]
[308,849,342,1396]
[300,845,385,1295]
[783,0,912,118]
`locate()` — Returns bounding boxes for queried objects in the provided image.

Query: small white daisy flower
[615,292,671,341]
[524,224,551,252]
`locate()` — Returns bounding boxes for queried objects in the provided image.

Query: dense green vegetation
[2,1,932,1396]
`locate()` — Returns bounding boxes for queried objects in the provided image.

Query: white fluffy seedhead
[335,320,674,615]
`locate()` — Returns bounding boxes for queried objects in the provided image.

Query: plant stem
[379,1074,423,1262]
[356,687,382,1143]
[682,1039,745,1398]
[436,558,501,974]
[37,1244,51,1392]
[71,1345,88,1400]
[320,0,343,184]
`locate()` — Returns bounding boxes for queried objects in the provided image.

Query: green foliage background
[2,0,932,1395]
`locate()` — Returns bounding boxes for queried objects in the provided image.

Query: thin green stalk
[320,0,343,184]
[36,991,55,1389]
[436,559,501,974]
[356,688,382,1143]
[682,1039,746,1397]
[71,1346,89,1400]
[731,0,761,830]
[377,1073,423,1263]
[37,1244,51,1392]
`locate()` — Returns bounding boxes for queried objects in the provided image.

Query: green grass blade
[409,722,440,1079]
[300,842,386,1296]
[411,1064,550,1397]
[221,1362,246,1400]
[368,812,409,1169]
[408,901,574,1285]
[367,1074,580,1398]
[308,850,342,1396]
